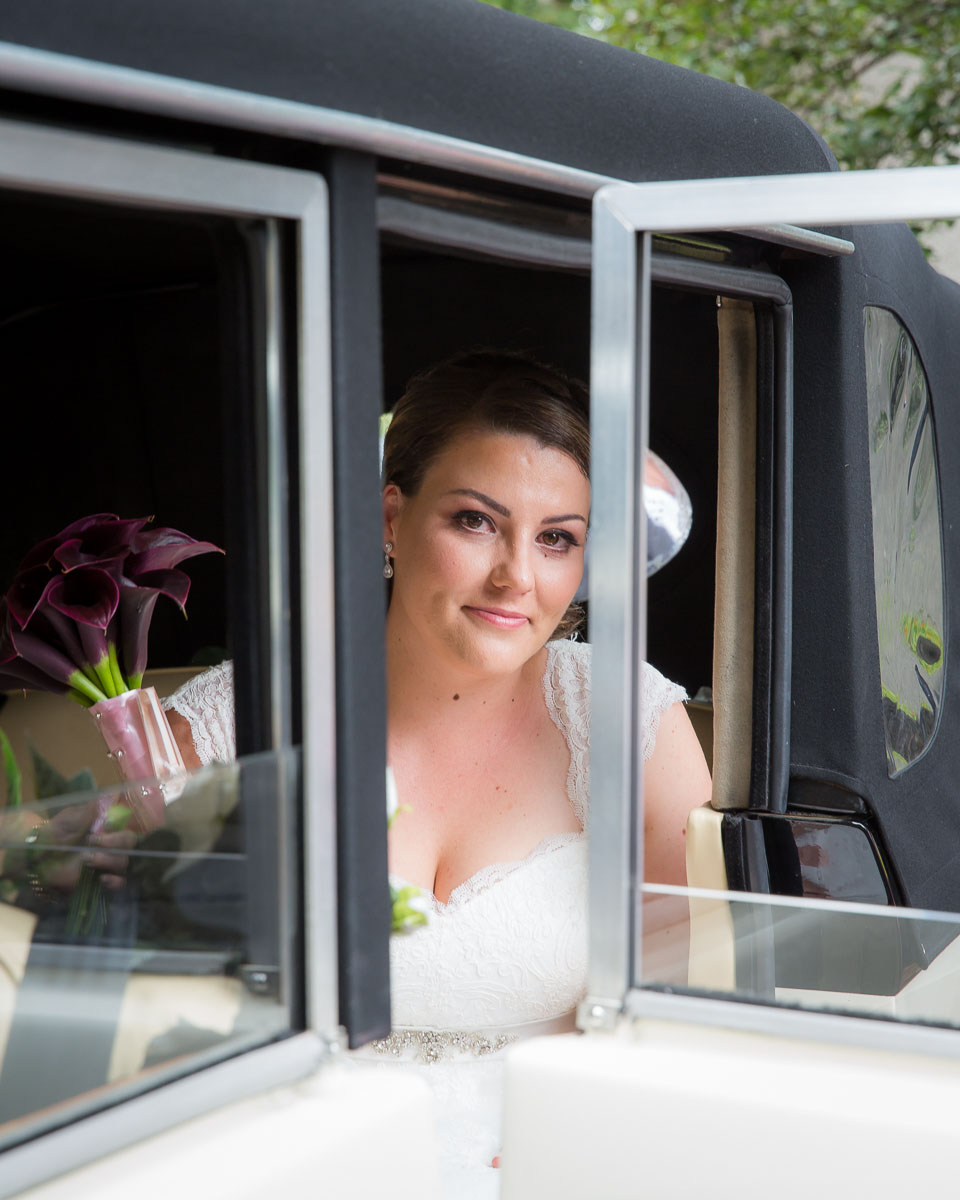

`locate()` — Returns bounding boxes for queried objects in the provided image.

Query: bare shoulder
[643,701,713,886]
[166,707,203,769]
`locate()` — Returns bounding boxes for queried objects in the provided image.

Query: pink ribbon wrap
[89,687,186,832]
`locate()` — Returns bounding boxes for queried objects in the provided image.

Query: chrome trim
[264,220,293,753]
[298,178,341,1037]
[770,299,794,812]
[263,221,296,1009]
[740,223,854,256]
[0,41,852,255]
[641,880,960,921]
[601,165,960,233]
[0,114,322,215]
[0,41,608,199]
[627,989,960,1061]
[585,201,647,1015]
[0,1033,332,1198]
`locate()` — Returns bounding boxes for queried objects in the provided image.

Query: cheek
[402,528,486,592]
[541,556,584,611]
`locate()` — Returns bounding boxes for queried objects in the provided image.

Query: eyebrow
[445,488,587,525]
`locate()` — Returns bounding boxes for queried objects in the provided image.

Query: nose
[491,536,533,593]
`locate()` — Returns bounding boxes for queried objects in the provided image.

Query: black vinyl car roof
[0,0,837,184]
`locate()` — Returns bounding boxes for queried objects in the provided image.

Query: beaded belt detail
[371,1028,518,1065]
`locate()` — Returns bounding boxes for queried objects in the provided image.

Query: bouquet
[0,513,221,934]
[0,513,220,704]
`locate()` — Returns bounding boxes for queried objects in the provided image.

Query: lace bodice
[387,639,685,1034]
[161,644,686,1034]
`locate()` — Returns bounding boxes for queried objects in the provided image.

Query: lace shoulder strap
[542,640,591,830]
[640,660,688,763]
[543,642,688,831]
[162,660,236,766]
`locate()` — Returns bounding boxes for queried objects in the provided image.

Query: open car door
[500,165,960,1200]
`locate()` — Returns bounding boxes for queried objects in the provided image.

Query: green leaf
[0,728,22,810]
[29,742,96,801]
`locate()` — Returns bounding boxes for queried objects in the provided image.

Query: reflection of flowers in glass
[386,766,428,934]
[0,514,221,703]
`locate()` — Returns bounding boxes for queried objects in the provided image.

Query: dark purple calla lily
[16,514,120,572]
[124,567,192,611]
[0,659,69,694]
[8,625,106,704]
[46,567,120,630]
[6,564,58,629]
[32,606,89,672]
[16,535,62,574]
[126,528,223,576]
[77,621,114,696]
[118,568,193,688]
[53,516,151,573]
[2,515,221,705]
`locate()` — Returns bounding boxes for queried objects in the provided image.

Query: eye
[454,510,493,533]
[539,529,579,552]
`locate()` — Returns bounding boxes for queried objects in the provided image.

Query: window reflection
[864,307,944,776]
[0,750,295,1145]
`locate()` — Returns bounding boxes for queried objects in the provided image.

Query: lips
[464,606,530,629]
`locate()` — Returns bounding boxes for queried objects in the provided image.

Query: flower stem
[67,670,108,706]
[90,655,116,699]
[107,644,128,696]
[81,663,103,689]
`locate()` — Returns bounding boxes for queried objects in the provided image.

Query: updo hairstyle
[382,350,590,640]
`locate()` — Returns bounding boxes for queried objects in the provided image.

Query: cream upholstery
[712,298,757,811]
[685,804,735,989]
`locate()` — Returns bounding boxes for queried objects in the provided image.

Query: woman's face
[383,429,590,678]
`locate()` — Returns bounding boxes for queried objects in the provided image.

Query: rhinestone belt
[371,1028,519,1065]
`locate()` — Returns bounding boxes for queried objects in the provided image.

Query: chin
[450,628,542,677]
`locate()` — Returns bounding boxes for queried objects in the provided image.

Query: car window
[0,123,334,1172]
[864,306,944,776]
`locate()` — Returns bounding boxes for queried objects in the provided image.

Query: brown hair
[383,350,589,640]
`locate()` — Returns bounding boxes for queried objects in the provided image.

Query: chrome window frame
[0,116,337,1193]
[0,39,851,256]
[586,165,960,1034]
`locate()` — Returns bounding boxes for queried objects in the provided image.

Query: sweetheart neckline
[391,829,585,911]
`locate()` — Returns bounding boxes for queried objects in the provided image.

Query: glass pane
[0,749,298,1147]
[864,307,944,776]
[641,884,960,1028]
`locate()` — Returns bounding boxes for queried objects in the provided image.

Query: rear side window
[864,306,944,776]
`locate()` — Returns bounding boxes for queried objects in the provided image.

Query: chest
[388,700,579,901]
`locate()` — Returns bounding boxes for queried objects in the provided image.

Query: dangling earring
[383,541,394,579]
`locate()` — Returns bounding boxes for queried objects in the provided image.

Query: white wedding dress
[164,641,685,1199]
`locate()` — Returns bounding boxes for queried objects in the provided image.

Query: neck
[385,608,546,735]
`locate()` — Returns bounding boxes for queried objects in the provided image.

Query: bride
[165,351,712,1197]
